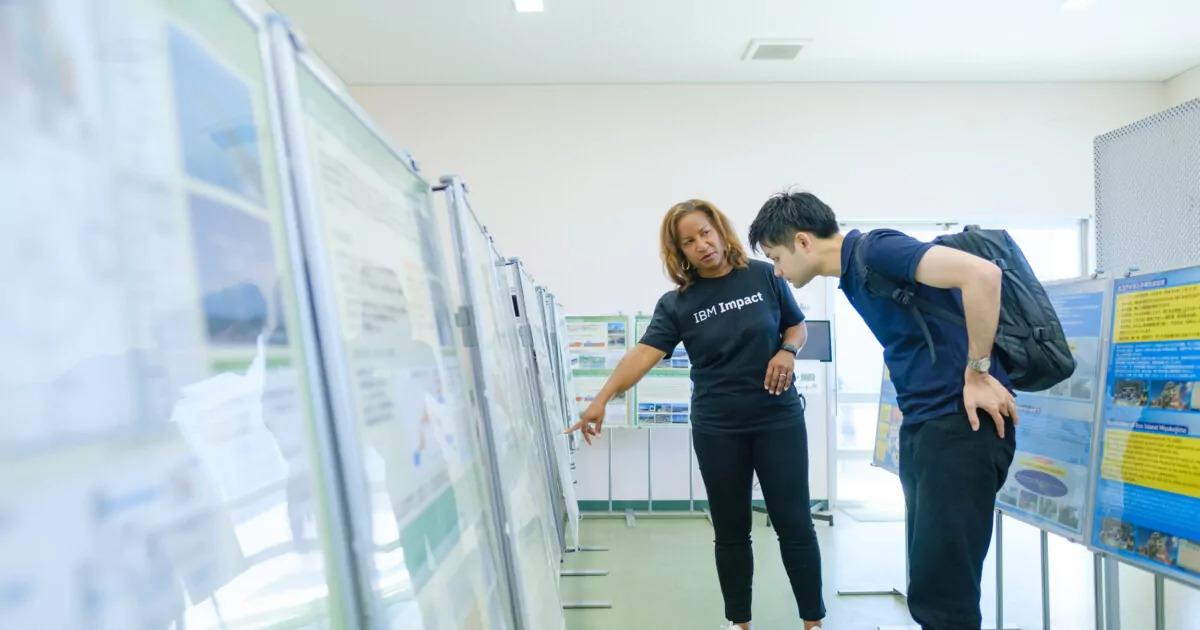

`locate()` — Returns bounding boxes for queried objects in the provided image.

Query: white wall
[351,81,1165,505]
[352,82,1163,314]
[1167,65,1200,107]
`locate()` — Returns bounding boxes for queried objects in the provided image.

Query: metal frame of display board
[511,269,611,585]
[538,290,593,552]
[437,176,538,627]
[1081,265,1200,630]
[265,15,390,628]
[440,177,610,615]
[507,259,571,558]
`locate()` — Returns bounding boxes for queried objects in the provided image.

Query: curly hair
[659,199,750,291]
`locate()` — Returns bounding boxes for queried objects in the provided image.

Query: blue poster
[1089,267,1200,587]
[872,366,902,475]
[995,279,1107,541]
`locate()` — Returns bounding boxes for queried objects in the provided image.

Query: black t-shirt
[639,260,807,433]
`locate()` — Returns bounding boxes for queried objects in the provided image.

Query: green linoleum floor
[561,512,914,630]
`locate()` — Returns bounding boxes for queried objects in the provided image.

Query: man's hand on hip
[962,370,1019,438]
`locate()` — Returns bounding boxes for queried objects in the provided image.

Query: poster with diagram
[996,278,1109,541]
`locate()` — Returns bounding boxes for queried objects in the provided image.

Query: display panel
[996,279,1109,542]
[1088,267,1200,587]
[0,2,345,627]
[871,366,903,475]
[286,51,510,627]
[634,314,691,369]
[457,218,565,630]
[567,315,629,369]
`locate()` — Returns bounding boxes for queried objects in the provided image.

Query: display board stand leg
[1103,556,1120,630]
[688,429,695,512]
[561,569,609,577]
[1153,575,1165,630]
[563,601,614,610]
[1093,554,1105,630]
[646,428,653,514]
[1041,530,1051,630]
[838,510,907,600]
[626,509,636,528]
[996,511,1005,630]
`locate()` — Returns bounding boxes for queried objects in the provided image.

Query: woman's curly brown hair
[659,199,750,291]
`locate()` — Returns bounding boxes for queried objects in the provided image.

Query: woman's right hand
[565,401,606,445]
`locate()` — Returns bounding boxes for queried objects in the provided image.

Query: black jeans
[692,419,826,624]
[900,412,1016,630]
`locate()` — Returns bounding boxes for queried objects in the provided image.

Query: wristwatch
[781,343,801,357]
[967,356,992,374]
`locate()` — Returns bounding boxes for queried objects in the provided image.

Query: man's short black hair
[748,190,840,252]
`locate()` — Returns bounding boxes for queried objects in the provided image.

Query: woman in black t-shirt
[566,199,825,630]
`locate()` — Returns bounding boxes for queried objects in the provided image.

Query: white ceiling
[268,0,1200,84]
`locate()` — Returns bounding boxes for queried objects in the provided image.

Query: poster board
[996,278,1110,542]
[633,314,692,426]
[1087,266,1200,588]
[507,264,571,557]
[634,313,691,369]
[566,315,631,427]
[871,366,903,475]
[566,315,629,369]
[0,2,349,627]
[276,29,517,628]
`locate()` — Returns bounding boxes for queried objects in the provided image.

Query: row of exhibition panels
[566,314,693,428]
[566,314,832,429]
[1,1,579,629]
[873,270,1200,594]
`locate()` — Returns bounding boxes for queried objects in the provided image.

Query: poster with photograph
[566,315,628,369]
[996,279,1109,541]
[1088,267,1200,586]
[872,366,902,475]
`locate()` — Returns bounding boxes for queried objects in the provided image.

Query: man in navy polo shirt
[748,191,1019,630]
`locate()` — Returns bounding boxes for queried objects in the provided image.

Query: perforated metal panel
[1094,98,1200,275]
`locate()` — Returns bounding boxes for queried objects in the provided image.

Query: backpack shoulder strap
[852,233,944,364]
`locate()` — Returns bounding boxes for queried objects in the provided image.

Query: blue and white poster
[996,279,1108,541]
[872,366,902,475]
[1088,267,1200,587]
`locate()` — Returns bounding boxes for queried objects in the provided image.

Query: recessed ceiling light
[513,0,543,12]
[1061,0,1096,10]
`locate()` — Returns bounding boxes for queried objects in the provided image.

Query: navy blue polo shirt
[840,229,1012,425]
[640,260,807,433]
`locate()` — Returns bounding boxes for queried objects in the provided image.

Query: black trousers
[692,419,826,623]
[899,412,1016,630]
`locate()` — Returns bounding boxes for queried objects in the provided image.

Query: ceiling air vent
[743,39,809,61]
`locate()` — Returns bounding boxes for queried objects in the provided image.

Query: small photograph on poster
[168,26,264,204]
[1180,540,1200,574]
[606,322,626,348]
[187,194,286,347]
[1135,529,1179,567]
[1018,490,1039,513]
[1112,379,1149,407]
[997,485,1019,507]
[1038,496,1058,520]
[1148,380,1193,411]
[1058,505,1082,530]
[577,355,607,370]
[1099,516,1136,552]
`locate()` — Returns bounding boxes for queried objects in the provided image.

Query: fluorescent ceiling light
[513,0,544,12]
[1061,0,1096,10]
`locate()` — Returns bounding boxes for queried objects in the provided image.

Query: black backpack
[853,226,1075,392]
